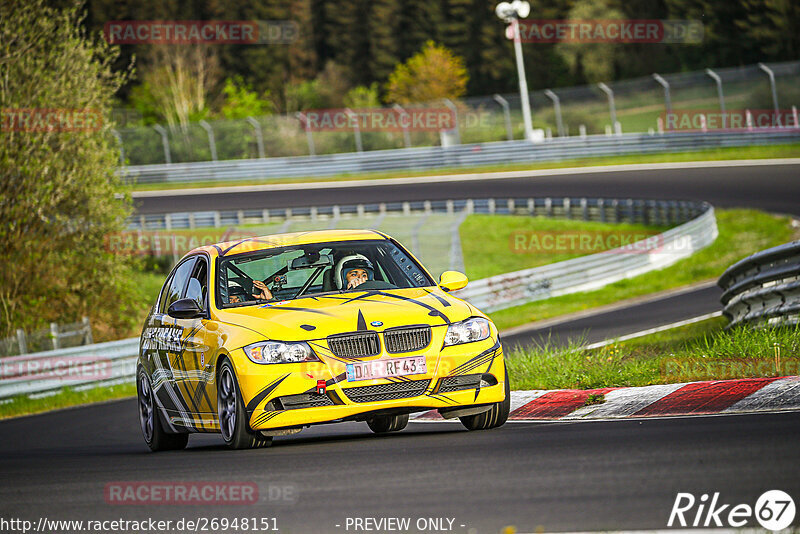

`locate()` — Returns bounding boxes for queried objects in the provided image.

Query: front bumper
[237,339,505,430]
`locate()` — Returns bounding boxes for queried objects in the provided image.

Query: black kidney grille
[384,326,431,353]
[327,332,381,358]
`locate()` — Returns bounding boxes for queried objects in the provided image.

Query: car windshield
[217,239,434,307]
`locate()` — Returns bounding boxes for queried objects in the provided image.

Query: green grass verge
[483,209,798,331]
[506,317,800,390]
[131,143,800,191]
[461,215,666,279]
[0,382,135,420]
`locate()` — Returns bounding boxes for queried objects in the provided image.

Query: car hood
[215,287,476,341]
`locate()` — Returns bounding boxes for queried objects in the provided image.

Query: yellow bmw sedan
[136,230,509,450]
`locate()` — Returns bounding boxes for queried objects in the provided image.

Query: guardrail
[0,317,93,357]
[129,197,707,230]
[121,130,800,185]
[718,240,800,327]
[3,197,716,400]
[0,338,138,400]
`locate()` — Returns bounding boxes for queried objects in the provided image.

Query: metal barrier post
[493,95,514,141]
[392,104,412,147]
[50,323,59,351]
[652,74,672,126]
[705,68,726,126]
[758,63,780,121]
[442,99,461,145]
[82,316,93,345]
[345,108,363,152]
[544,89,565,137]
[199,120,218,161]
[152,125,171,164]
[295,112,315,156]
[16,329,27,355]
[597,82,617,131]
[246,117,265,158]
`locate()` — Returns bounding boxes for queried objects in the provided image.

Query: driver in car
[335,254,375,290]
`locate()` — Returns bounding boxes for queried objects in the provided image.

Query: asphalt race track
[133,162,800,216]
[0,401,798,532]
[2,162,796,533]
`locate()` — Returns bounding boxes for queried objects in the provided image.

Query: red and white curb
[410,376,800,422]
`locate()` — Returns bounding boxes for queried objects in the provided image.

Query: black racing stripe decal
[245,374,290,415]
[307,342,360,364]
[251,410,282,427]
[258,304,333,316]
[450,354,495,377]
[357,310,367,331]
[447,341,501,376]
[425,392,458,405]
[369,291,451,323]
[422,288,451,307]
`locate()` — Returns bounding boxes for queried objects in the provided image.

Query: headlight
[443,317,491,347]
[244,341,320,364]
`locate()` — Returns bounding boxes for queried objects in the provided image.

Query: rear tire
[137,369,188,452]
[367,413,409,433]
[459,368,510,431]
[217,360,273,450]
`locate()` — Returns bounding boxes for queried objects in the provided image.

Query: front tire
[137,369,188,452]
[367,413,409,433]
[217,360,273,450]
[459,368,510,431]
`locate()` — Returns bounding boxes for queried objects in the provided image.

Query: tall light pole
[496,1,534,142]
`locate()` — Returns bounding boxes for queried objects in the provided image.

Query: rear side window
[158,258,196,314]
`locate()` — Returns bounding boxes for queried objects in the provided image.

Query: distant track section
[133,161,800,216]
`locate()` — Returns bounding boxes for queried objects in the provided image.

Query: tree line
[76,0,798,113]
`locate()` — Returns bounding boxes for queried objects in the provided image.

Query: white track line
[582,311,723,351]
[131,158,800,198]
[500,280,718,338]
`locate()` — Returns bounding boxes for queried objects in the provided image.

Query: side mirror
[439,271,468,292]
[167,298,204,319]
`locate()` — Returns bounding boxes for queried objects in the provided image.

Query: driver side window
[158,258,196,314]
[185,258,208,310]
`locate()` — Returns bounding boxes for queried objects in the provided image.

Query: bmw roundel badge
[370,321,383,327]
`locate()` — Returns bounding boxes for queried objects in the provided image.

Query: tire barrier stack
[718,241,800,327]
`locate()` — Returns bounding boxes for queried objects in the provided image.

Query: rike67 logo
[668,490,796,530]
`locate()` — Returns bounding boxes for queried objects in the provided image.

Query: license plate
[346,356,426,382]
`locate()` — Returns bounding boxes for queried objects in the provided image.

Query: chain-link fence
[114,61,800,166]
[1,317,93,357]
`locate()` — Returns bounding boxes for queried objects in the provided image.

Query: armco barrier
[128,197,706,230]
[1,198,717,399]
[120,130,800,185]
[718,240,800,327]
[454,202,717,312]
[0,338,138,400]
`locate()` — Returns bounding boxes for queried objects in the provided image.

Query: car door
[150,256,200,429]
[175,256,218,425]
